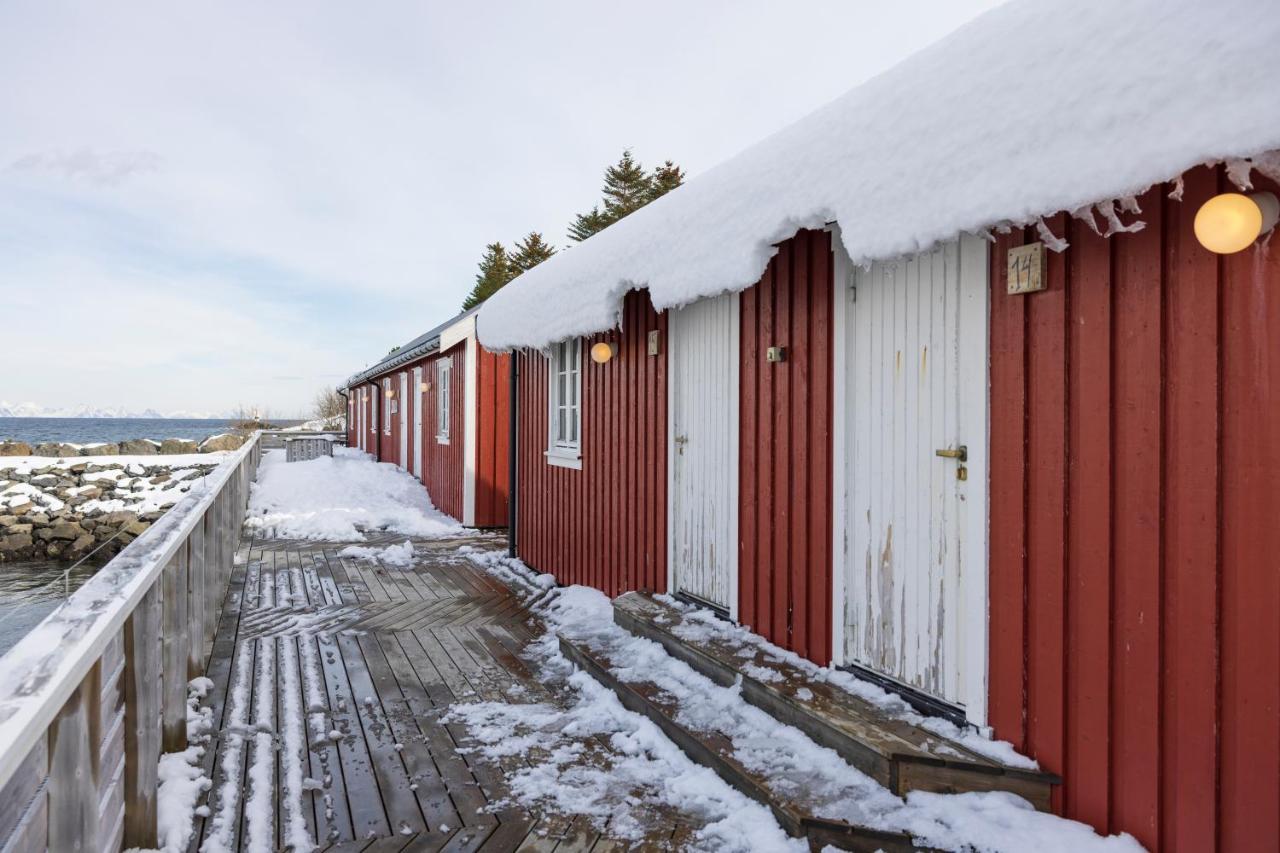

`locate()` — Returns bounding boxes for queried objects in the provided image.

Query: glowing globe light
[590,341,617,364]
[1194,192,1277,254]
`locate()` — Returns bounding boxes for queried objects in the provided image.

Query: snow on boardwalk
[188,530,703,852]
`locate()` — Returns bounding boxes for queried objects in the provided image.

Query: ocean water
[0,558,105,657]
[0,417,301,446]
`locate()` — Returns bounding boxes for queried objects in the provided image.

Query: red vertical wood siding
[988,165,1280,851]
[474,347,510,528]
[514,289,667,596]
[738,229,834,665]
[377,375,399,466]
[420,346,466,522]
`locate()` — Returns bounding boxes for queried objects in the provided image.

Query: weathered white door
[398,372,409,468]
[835,234,988,721]
[412,367,424,480]
[668,292,739,615]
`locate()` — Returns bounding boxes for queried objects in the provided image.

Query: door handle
[935,446,967,462]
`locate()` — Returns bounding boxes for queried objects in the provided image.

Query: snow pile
[0,452,228,477]
[338,539,416,567]
[477,0,1280,351]
[125,678,215,853]
[244,447,462,541]
[455,551,1145,852]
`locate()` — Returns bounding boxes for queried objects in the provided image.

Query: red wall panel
[474,347,510,527]
[988,165,1280,851]
[738,229,834,666]
[420,345,466,522]
[515,289,667,596]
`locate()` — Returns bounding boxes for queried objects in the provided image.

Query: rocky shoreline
[0,433,247,458]
[0,433,249,563]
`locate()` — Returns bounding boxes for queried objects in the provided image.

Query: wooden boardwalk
[189,531,693,853]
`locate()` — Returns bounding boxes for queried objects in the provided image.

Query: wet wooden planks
[189,533,690,852]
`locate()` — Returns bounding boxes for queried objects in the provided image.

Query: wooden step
[557,634,931,853]
[612,592,1058,811]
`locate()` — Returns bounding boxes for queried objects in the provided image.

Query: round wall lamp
[590,341,618,364]
[420,382,430,393]
[1194,191,1278,254]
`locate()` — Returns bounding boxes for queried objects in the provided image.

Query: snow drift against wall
[477,0,1280,351]
[245,447,461,541]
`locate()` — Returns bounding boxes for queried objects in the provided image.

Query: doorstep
[612,592,1058,811]
[558,634,929,852]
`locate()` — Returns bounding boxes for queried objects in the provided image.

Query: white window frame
[546,338,582,469]
[382,377,392,434]
[436,357,451,444]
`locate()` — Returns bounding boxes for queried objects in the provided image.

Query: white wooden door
[668,292,739,615]
[835,234,988,720]
[398,372,408,468]
[412,367,424,479]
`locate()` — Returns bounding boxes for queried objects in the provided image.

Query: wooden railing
[0,433,262,852]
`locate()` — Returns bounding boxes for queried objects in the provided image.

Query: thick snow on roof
[478,0,1280,351]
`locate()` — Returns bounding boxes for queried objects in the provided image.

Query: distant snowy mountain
[0,401,233,419]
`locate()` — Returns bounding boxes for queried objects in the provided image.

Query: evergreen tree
[568,205,610,243]
[510,231,557,273]
[462,242,514,310]
[601,149,652,220]
[647,160,685,202]
[567,149,685,242]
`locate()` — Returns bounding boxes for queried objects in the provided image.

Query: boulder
[118,439,159,455]
[0,515,16,527]
[29,474,59,488]
[200,433,246,453]
[159,438,199,455]
[78,443,119,456]
[0,533,33,553]
[45,520,83,541]
[8,501,32,517]
[0,441,33,456]
[25,512,48,526]
[6,523,32,536]
[66,533,96,557]
[33,442,80,458]
[97,510,138,528]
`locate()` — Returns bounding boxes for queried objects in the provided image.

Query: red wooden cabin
[344,309,510,528]
[476,0,1280,847]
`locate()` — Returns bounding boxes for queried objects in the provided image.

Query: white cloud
[0,0,1003,414]
[8,149,162,186]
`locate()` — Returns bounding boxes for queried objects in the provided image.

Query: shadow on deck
[191,532,690,852]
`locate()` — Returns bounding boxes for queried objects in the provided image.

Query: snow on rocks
[0,454,226,561]
[455,550,1145,852]
[477,0,1280,352]
[244,447,462,541]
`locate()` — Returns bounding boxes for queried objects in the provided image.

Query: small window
[436,358,451,444]
[383,378,392,434]
[547,338,581,467]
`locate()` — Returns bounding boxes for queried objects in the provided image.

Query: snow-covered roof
[345,305,479,388]
[477,0,1280,352]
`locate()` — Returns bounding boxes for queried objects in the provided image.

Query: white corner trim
[440,313,475,352]
[829,224,849,668]
[462,333,479,526]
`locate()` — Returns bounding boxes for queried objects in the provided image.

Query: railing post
[123,586,161,848]
[161,546,189,752]
[188,518,207,677]
[48,663,101,851]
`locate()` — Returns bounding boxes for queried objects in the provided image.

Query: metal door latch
[935,445,968,462]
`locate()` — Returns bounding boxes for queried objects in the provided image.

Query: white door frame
[829,226,991,726]
[412,366,424,480]
[398,371,409,468]
[441,316,480,527]
[666,292,740,620]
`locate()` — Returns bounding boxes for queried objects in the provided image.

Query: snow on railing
[0,432,263,851]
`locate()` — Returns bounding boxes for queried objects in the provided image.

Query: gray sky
[0,0,1002,418]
